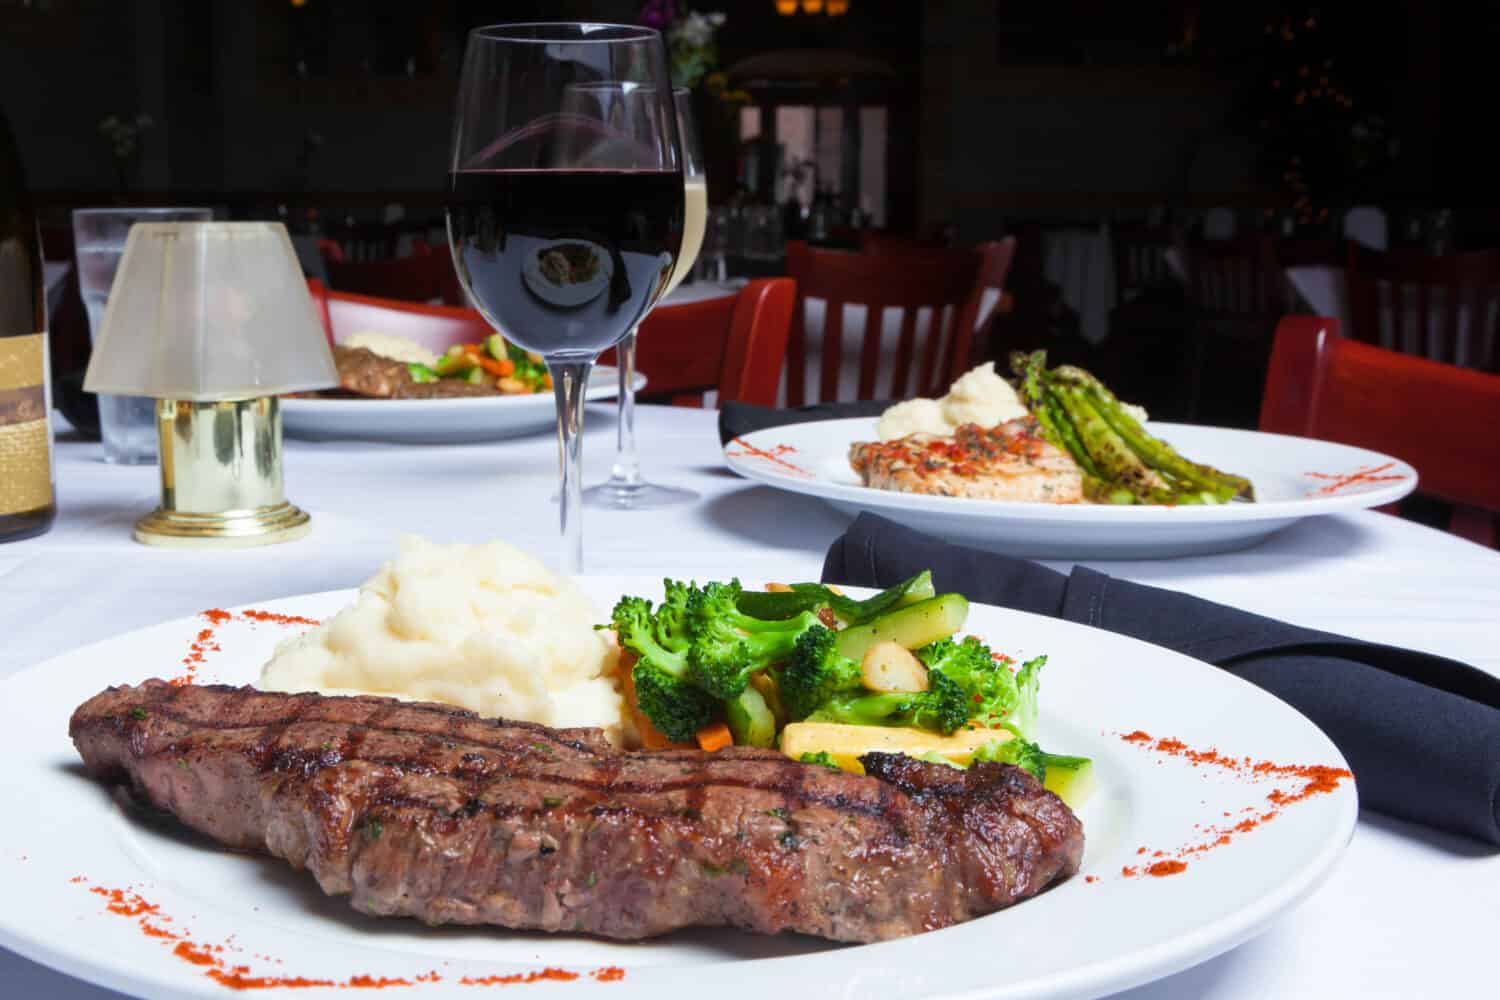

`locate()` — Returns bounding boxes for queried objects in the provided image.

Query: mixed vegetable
[607,574,1094,807]
[1013,351,1254,505]
[408,334,552,395]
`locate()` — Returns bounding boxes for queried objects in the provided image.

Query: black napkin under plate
[718,400,890,447]
[823,513,1500,846]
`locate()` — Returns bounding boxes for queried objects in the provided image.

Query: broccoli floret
[917,638,1047,739]
[971,736,1090,783]
[654,578,697,654]
[612,595,718,742]
[1011,655,1045,740]
[776,626,864,720]
[807,669,972,735]
[633,664,719,743]
[798,751,840,770]
[686,580,821,699]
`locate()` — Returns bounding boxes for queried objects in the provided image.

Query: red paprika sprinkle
[74,879,617,990]
[1113,730,1352,879]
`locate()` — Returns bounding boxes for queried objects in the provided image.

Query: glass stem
[549,358,594,576]
[609,329,642,488]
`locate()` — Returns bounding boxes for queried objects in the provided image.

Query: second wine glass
[583,87,706,510]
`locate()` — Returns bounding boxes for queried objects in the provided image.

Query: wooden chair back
[604,279,796,407]
[321,248,460,306]
[783,240,982,404]
[1181,234,1286,314]
[1110,224,1180,304]
[319,221,401,262]
[1345,245,1500,371]
[1261,315,1500,545]
[1276,236,1345,268]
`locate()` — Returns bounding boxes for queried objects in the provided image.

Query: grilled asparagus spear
[1009,352,1254,505]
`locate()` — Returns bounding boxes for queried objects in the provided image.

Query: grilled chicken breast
[850,418,1083,502]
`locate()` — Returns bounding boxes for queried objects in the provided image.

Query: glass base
[581,479,700,511]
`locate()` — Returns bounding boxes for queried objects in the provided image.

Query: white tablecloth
[3,408,1497,998]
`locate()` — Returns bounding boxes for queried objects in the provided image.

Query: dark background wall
[0,0,1475,235]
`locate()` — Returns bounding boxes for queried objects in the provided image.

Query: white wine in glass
[661,177,707,297]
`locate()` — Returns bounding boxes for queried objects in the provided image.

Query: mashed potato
[940,362,1028,429]
[258,536,628,745]
[341,331,438,368]
[877,362,1027,440]
[877,362,1148,440]
[875,397,951,441]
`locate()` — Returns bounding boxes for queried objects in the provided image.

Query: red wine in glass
[448,168,682,358]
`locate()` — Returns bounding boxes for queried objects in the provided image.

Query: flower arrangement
[98,113,154,191]
[639,1,727,90]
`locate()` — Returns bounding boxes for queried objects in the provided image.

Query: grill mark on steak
[71,681,1084,943]
[88,688,920,821]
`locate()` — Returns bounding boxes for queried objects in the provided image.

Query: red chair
[1261,316,1500,546]
[783,240,987,404]
[606,278,796,407]
[1345,245,1500,371]
[319,242,462,306]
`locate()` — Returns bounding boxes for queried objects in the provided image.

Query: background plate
[283,366,647,444]
[724,419,1417,558]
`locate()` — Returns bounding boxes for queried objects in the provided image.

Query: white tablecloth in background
[1041,227,1116,344]
[1286,265,1348,323]
[3,408,1497,999]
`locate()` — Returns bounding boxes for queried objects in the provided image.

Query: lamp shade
[84,222,337,401]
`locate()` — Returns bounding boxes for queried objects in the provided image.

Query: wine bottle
[0,104,56,543]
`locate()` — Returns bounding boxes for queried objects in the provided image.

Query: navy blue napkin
[823,512,1500,846]
[718,400,890,446]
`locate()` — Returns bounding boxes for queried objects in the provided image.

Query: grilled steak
[70,681,1083,943]
[328,345,497,399]
[850,418,1084,502]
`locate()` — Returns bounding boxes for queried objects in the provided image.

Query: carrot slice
[477,356,516,377]
[695,719,733,753]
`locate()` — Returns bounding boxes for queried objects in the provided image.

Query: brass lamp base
[135,396,311,549]
[133,502,311,548]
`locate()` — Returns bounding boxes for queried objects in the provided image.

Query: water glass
[72,207,212,464]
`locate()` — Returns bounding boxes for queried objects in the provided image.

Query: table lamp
[83,222,337,547]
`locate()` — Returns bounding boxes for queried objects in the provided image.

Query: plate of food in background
[282,330,645,443]
[723,352,1416,558]
[0,537,1356,999]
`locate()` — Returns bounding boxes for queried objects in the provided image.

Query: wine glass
[584,87,705,510]
[447,23,683,574]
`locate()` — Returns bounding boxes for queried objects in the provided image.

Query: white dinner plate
[282,366,647,444]
[723,419,1418,558]
[0,579,1356,999]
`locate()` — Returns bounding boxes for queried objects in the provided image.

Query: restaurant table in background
[3,407,1497,999]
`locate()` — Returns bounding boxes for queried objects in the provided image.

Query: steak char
[70,681,1083,943]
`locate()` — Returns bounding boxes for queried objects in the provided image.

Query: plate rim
[0,579,1359,1000]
